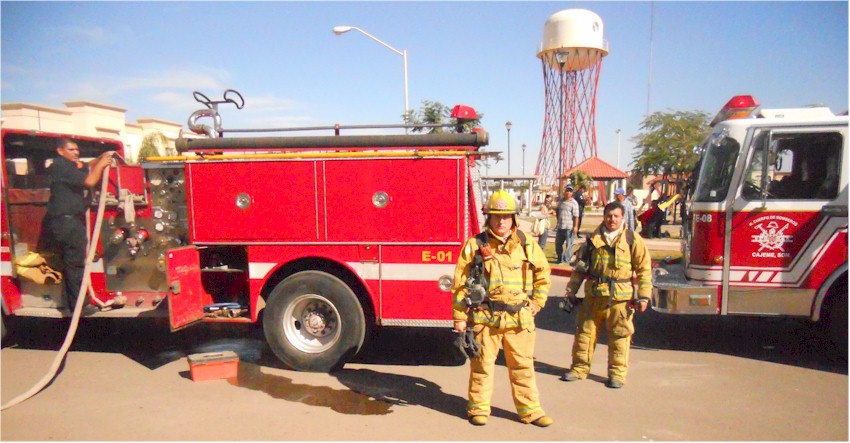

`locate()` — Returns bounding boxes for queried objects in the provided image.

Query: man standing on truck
[560,201,652,388]
[46,139,113,310]
[452,189,553,427]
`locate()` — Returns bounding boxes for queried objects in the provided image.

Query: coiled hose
[1,164,111,410]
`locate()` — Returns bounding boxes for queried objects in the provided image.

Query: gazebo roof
[564,155,628,180]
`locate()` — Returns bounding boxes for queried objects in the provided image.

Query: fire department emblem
[493,199,509,210]
[751,220,793,252]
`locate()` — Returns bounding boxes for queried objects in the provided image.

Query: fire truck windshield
[694,133,740,202]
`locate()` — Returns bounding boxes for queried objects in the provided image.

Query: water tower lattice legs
[535,51,603,188]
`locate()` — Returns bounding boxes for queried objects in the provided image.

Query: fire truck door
[728,128,844,316]
[166,246,205,331]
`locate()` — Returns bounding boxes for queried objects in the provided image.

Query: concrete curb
[550,266,573,278]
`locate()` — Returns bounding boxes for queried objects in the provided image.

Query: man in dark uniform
[573,184,587,238]
[46,139,113,309]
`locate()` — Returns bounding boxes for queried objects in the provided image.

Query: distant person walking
[536,195,555,249]
[555,186,580,264]
[615,188,636,232]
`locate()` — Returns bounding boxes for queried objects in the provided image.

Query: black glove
[559,294,582,313]
[454,327,481,359]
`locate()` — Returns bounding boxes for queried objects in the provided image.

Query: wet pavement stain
[229,363,394,415]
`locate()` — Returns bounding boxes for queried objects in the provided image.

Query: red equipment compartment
[167,246,206,331]
[187,351,239,381]
[187,161,320,242]
[324,158,463,242]
[379,245,457,320]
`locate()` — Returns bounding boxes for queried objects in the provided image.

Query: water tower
[535,9,608,191]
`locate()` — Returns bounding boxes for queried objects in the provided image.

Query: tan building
[1,101,186,164]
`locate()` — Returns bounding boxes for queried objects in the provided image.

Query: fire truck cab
[653,96,848,344]
[1,94,492,372]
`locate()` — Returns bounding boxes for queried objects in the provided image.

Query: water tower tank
[538,9,608,71]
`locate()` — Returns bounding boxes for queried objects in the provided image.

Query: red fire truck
[653,95,848,345]
[1,92,491,372]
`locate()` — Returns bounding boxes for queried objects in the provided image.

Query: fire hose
[2,163,112,410]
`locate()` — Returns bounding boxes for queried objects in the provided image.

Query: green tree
[136,131,170,163]
[408,100,483,134]
[630,110,711,179]
[568,170,593,190]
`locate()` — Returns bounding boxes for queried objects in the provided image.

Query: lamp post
[333,25,409,125]
[521,143,526,176]
[555,52,567,195]
[505,121,512,175]
[616,129,622,170]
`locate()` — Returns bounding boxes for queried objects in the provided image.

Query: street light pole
[505,121,512,176]
[555,52,567,195]
[333,25,409,125]
[616,129,622,170]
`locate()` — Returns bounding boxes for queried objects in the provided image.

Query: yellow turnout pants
[467,323,545,423]
[569,296,635,383]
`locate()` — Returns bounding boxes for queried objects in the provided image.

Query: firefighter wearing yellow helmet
[451,189,553,427]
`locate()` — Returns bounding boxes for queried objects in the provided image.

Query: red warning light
[710,95,760,127]
[725,95,759,110]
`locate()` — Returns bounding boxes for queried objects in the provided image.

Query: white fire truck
[1,91,492,372]
[653,95,848,344]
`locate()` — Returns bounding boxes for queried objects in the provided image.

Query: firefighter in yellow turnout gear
[562,201,653,388]
[452,190,553,427]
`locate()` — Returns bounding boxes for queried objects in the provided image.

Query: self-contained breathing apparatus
[454,248,488,359]
[454,230,536,359]
[560,230,639,314]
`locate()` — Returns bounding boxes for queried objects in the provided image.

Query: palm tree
[569,170,593,190]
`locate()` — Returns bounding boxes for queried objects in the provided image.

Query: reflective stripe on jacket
[452,227,551,328]
[566,225,652,301]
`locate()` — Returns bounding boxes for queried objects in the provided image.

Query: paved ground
[2,275,847,441]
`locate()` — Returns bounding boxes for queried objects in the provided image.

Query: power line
[647,1,655,116]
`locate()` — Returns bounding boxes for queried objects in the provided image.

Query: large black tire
[825,291,848,353]
[1,302,11,348]
[263,271,366,372]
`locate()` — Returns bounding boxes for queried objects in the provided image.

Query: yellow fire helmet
[484,189,517,215]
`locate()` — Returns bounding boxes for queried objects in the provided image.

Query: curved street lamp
[333,25,409,124]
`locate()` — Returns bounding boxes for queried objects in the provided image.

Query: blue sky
[2,1,847,176]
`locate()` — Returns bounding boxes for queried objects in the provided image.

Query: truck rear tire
[263,271,366,372]
[826,292,848,353]
[1,304,11,347]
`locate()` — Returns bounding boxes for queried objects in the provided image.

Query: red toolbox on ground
[187,351,239,382]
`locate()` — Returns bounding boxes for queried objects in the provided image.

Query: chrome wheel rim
[282,294,341,353]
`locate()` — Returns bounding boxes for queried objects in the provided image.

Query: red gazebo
[563,156,628,206]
